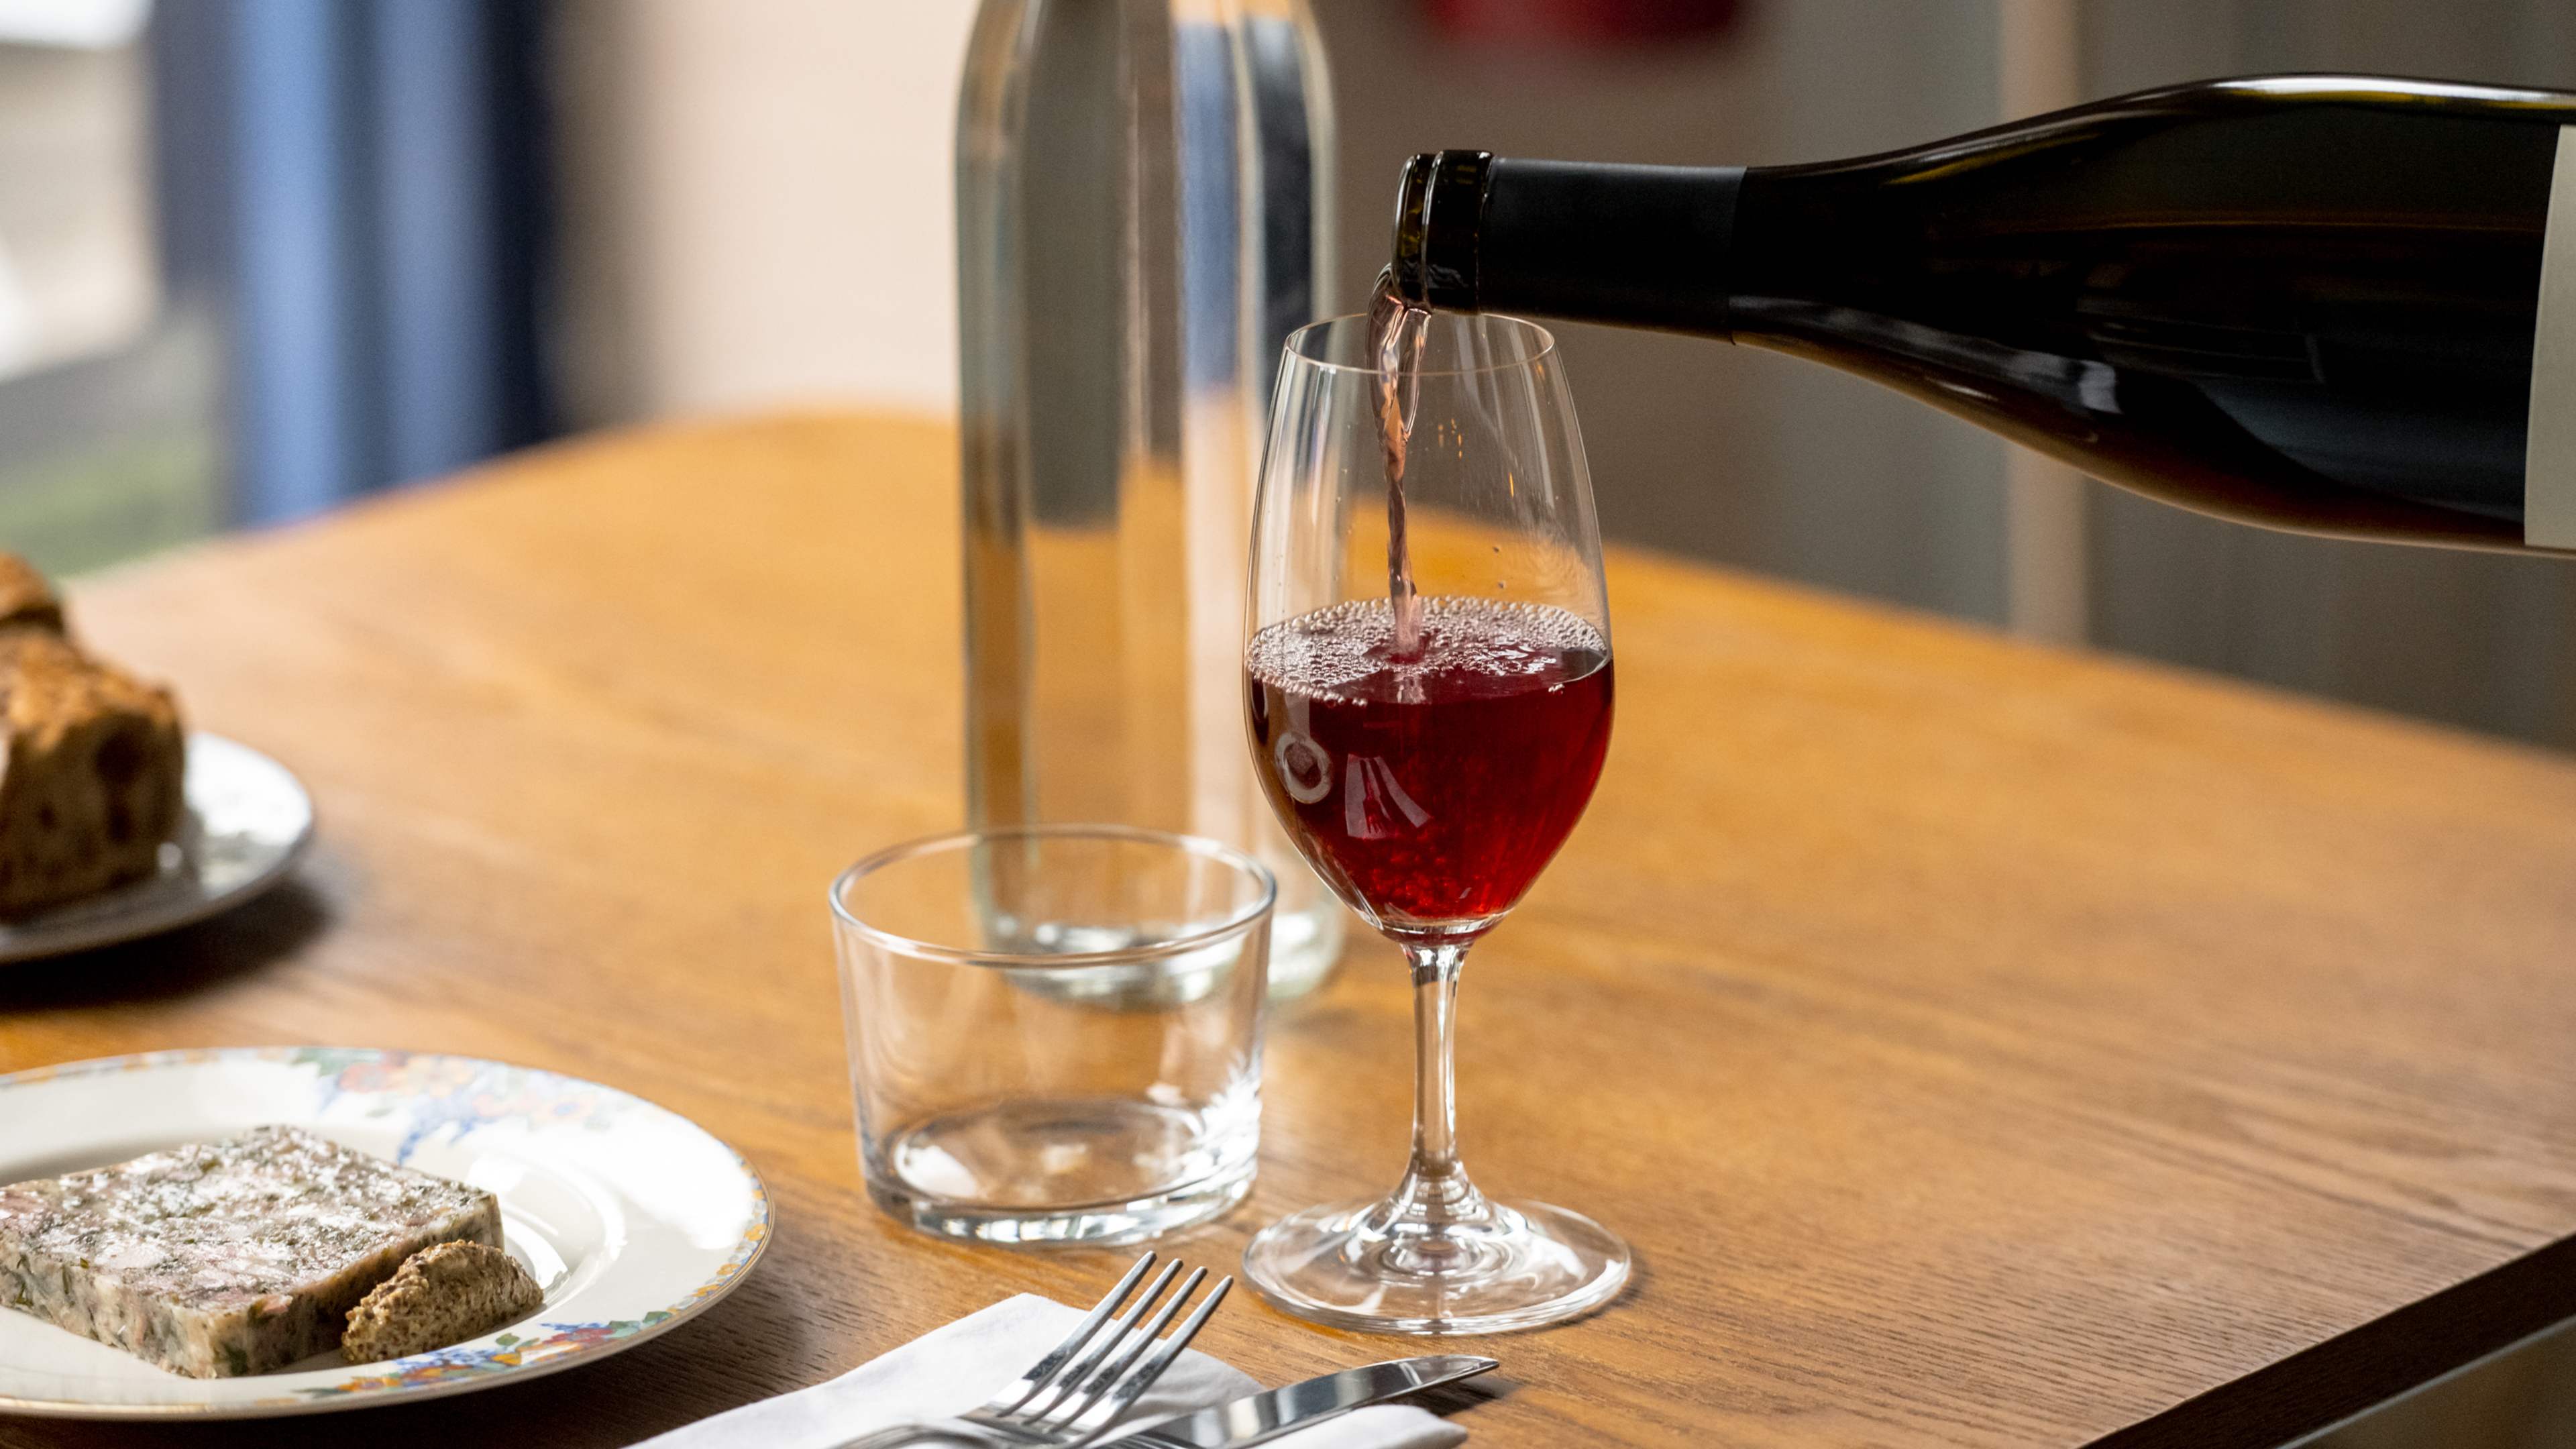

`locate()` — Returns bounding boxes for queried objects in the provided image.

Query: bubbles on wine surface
[1246,596,1608,704]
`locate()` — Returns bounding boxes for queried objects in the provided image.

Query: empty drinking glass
[830,825,1273,1246]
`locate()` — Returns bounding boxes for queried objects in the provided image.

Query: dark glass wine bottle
[1390,76,2576,553]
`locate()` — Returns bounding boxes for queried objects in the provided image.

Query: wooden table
[7,413,2576,1448]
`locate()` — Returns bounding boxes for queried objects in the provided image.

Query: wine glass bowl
[1241,312,1629,1332]
[1245,596,1613,941]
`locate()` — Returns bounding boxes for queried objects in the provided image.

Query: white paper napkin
[631,1293,1468,1449]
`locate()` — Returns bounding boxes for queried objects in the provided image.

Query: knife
[1105,1354,1499,1448]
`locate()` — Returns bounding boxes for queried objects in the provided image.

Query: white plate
[0,733,315,964]
[0,1047,771,1418]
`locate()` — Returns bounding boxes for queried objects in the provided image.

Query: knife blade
[1106,1354,1499,1449]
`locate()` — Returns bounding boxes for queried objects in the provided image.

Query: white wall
[0,39,154,381]
[555,0,978,423]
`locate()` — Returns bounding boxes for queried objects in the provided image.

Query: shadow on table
[0,875,329,1014]
[1413,1368,1518,1420]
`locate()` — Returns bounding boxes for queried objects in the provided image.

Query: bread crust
[341,1241,544,1364]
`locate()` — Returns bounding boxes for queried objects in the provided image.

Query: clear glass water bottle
[957,0,1345,998]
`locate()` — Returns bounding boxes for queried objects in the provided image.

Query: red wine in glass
[1246,594,1613,937]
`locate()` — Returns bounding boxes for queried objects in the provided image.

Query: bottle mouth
[1391,150,1493,311]
[1282,313,1557,378]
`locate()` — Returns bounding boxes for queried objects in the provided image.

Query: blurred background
[9,0,2576,751]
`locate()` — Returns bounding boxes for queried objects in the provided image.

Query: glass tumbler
[830,825,1273,1246]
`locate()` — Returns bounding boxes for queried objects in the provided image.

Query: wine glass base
[1242,1194,1630,1334]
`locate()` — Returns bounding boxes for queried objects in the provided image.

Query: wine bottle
[1389,76,2576,554]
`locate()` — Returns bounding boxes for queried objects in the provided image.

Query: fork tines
[996,1252,1234,1446]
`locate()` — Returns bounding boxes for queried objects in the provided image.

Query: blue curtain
[150,0,555,525]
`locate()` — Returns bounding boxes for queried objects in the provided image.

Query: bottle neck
[1394,151,1745,339]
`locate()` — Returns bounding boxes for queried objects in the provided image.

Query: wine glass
[1240,310,1627,1333]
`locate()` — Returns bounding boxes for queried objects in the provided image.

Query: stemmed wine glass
[1240,310,1628,1333]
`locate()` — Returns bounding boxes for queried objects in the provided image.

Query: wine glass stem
[1400,943,1481,1216]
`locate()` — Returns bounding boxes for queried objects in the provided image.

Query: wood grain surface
[6,413,2576,1447]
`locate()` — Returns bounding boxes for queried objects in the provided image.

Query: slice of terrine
[0,1124,500,1377]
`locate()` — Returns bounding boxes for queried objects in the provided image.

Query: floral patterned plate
[0,1047,769,1418]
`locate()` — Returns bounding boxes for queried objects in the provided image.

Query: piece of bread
[0,555,64,635]
[341,1240,544,1364]
[0,628,186,915]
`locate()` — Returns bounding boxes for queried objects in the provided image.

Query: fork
[834,1252,1234,1448]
